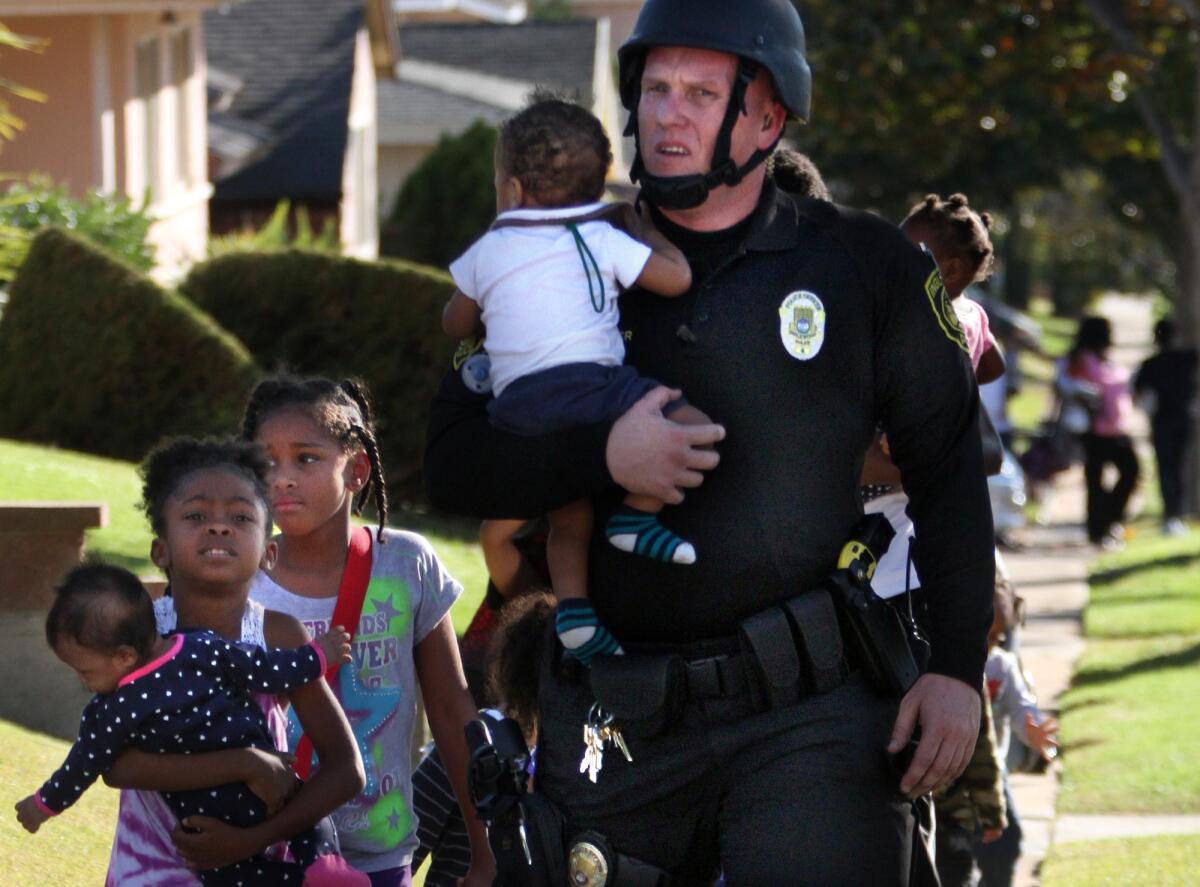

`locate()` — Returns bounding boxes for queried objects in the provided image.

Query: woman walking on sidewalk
[1065,316,1139,548]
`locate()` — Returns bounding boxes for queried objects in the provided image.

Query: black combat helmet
[617,0,813,210]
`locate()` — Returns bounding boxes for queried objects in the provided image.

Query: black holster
[466,716,565,887]
[828,572,925,697]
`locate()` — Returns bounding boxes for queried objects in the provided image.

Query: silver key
[579,722,604,783]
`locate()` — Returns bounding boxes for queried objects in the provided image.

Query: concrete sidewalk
[1005,466,1090,887]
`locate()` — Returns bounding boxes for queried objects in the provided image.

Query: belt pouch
[782,592,847,695]
[738,606,801,710]
[589,653,684,738]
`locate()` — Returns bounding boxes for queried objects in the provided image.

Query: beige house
[378,17,624,223]
[0,1,223,278]
[204,0,397,261]
[570,0,641,51]
[394,0,526,24]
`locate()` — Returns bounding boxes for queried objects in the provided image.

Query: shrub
[383,119,497,268]
[0,174,155,280]
[180,249,456,488]
[209,199,340,258]
[0,227,259,460]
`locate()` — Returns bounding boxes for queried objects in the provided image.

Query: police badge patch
[778,290,826,361]
[923,268,969,354]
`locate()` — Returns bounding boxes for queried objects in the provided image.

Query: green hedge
[0,227,259,460]
[180,249,456,487]
[382,119,497,268]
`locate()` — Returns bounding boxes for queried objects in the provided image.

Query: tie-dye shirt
[249,529,462,874]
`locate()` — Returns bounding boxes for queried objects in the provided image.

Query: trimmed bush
[383,119,497,268]
[180,249,456,487]
[0,227,259,460]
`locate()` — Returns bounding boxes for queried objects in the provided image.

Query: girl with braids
[244,375,494,887]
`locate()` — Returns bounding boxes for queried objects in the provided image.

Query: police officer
[425,0,994,882]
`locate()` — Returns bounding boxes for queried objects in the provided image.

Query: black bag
[589,653,686,738]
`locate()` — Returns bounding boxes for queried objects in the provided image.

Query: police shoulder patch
[923,268,969,354]
[451,335,484,370]
[778,290,826,361]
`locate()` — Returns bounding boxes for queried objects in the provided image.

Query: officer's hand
[888,673,981,798]
[606,387,725,504]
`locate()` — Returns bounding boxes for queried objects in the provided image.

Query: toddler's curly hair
[498,92,611,207]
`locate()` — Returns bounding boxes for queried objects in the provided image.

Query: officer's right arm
[425,368,724,516]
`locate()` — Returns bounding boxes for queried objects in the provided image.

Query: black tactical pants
[536,648,914,886]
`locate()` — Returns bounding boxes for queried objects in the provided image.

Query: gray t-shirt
[249,529,461,873]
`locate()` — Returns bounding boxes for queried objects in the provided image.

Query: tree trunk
[1185,212,1200,516]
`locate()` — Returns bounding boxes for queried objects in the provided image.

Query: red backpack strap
[292,526,374,779]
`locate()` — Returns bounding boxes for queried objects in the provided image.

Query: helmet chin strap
[627,57,782,211]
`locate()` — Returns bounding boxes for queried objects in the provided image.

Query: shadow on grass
[1089,590,1200,608]
[1057,696,1109,716]
[1091,552,1200,586]
[1059,736,1104,755]
[1071,640,1200,689]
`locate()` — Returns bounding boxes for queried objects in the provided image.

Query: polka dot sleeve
[36,694,136,814]
[205,631,325,695]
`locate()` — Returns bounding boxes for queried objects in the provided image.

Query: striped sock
[605,506,697,565]
[556,599,623,665]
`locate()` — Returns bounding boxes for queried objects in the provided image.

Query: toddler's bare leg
[548,498,592,602]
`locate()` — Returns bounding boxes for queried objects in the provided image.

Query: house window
[171,29,194,189]
[135,36,161,202]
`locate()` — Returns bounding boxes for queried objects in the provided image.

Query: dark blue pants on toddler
[488,362,683,435]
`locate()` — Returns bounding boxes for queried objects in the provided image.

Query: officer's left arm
[866,221,995,792]
[871,231,994,686]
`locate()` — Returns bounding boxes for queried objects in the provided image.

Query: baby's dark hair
[46,563,158,660]
[141,437,272,538]
[498,92,611,207]
[902,193,995,281]
[771,147,831,201]
[242,375,389,542]
[485,590,555,742]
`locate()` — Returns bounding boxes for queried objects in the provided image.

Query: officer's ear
[751,74,787,147]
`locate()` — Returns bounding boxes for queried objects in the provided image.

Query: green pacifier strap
[566,221,605,314]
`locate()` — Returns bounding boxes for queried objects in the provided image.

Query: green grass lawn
[0,438,489,634]
[0,719,119,885]
[1,438,158,576]
[1056,526,1200,814]
[1041,833,1200,887]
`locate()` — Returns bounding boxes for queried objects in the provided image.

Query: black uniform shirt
[426,181,995,687]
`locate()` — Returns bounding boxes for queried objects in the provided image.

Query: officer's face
[638,46,783,182]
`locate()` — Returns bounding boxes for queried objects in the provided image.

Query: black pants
[536,651,914,886]
[1152,417,1191,520]
[1081,433,1139,542]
